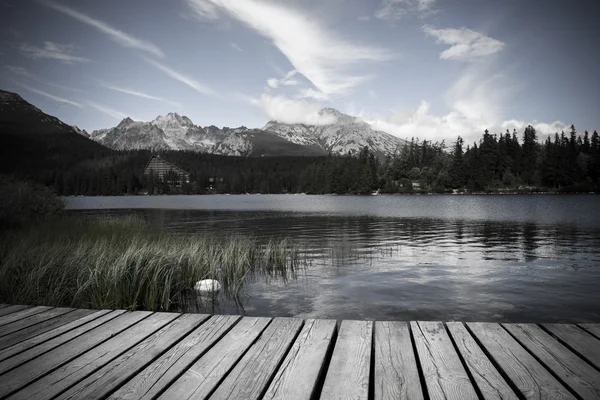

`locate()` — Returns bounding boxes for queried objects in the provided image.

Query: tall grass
[0,216,304,311]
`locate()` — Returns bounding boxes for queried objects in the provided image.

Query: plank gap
[408,321,430,400]
[310,320,338,400]
[577,324,600,342]
[369,321,375,400]
[539,324,600,374]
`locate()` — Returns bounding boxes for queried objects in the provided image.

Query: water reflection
[72,208,600,322]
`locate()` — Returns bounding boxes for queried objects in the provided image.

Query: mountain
[214,129,326,157]
[91,117,171,150]
[263,108,406,158]
[71,125,89,137]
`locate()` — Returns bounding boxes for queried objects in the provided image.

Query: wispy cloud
[102,84,182,108]
[144,57,216,96]
[40,0,164,58]
[423,26,505,61]
[19,41,90,63]
[375,0,436,20]
[230,42,242,51]
[266,70,298,89]
[254,94,336,125]
[87,101,136,120]
[16,82,83,108]
[4,65,83,92]
[188,0,392,96]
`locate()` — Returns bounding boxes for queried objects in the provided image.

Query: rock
[194,279,222,295]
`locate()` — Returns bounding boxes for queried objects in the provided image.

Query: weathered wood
[321,320,373,400]
[11,312,180,400]
[0,309,114,363]
[504,323,600,400]
[55,313,209,400]
[158,317,271,400]
[446,322,517,400]
[0,304,8,309]
[109,314,240,400]
[263,319,336,400]
[0,306,52,327]
[412,321,478,400]
[0,305,31,318]
[211,317,303,400]
[374,321,424,400]
[0,308,97,351]
[579,324,600,340]
[468,323,575,400]
[0,307,74,338]
[0,310,149,398]
[543,324,600,370]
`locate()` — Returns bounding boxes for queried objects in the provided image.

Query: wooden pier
[1,304,600,399]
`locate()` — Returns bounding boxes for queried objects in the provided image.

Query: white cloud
[266,70,299,89]
[188,0,392,96]
[144,58,216,96]
[423,25,505,61]
[17,83,83,108]
[501,120,569,137]
[102,84,182,108]
[230,42,242,51]
[266,78,279,89]
[87,101,139,120]
[375,0,436,20]
[40,0,164,58]
[297,88,329,101]
[19,42,90,63]
[253,94,336,125]
[3,65,82,92]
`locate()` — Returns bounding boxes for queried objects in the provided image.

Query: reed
[0,215,304,311]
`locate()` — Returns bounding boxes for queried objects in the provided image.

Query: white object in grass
[194,279,222,294]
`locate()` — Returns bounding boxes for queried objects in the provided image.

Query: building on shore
[143,155,190,193]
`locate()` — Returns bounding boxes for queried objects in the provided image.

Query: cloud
[266,70,299,89]
[253,94,336,125]
[230,42,242,51]
[87,101,138,120]
[375,0,436,20]
[423,25,505,60]
[144,57,216,96]
[187,0,392,96]
[3,65,82,92]
[297,88,329,101]
[501,120,569,137]
[19,42,90,63]
[102,84,182,107]
[16,83,83,108]
[40,0,164,58]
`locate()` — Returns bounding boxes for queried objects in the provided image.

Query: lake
[66,194,600,323]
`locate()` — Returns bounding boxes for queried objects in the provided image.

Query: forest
[4,125,600,195]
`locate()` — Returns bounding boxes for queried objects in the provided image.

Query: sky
[0,0,598,144]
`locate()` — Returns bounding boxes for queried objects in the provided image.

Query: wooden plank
[321,320,372,400]
[468,323,575,400]
[446,322,518,400]
[0,304,8,309]
[0,309,114,362]
[211,317,303,400]
[158,317,271,400]
[543,324,600,371]
[0,308,96,351]
[263,319,337,400]
[0,307,74,338]
[109,314,240,400]
[11,312,180,400]
[0,310,149,398]
[0,305,31,318]
[504,323,600,400]
[55,313,209,400]
[0,305,51,327]
[374,321,424,400]
[579,324,600,339]
[411,321,478,400]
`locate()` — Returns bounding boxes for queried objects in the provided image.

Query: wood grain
[320,320,373,400]
[0,307,74,339]
[109,314,240,400]
[374,321,424,400]
[0,305,31,318]
[579,324,600,339]
[11,312,180,400]
[263,319,336,400]
[468,323,575,400]
[544,324,600,370]
[412,321,478,400]
[158,316,271,400]
[0,310,149,398]
[0,306,52,327]
[56,313,208,400]
[211,317,303,400]
[504,323,600,400]
[0,309,115,363]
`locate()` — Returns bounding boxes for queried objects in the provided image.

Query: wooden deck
[1,304,600,399]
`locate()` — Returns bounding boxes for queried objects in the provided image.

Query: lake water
[66,194,600,323]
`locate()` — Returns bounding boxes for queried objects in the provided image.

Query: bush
[0,175,65,228]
